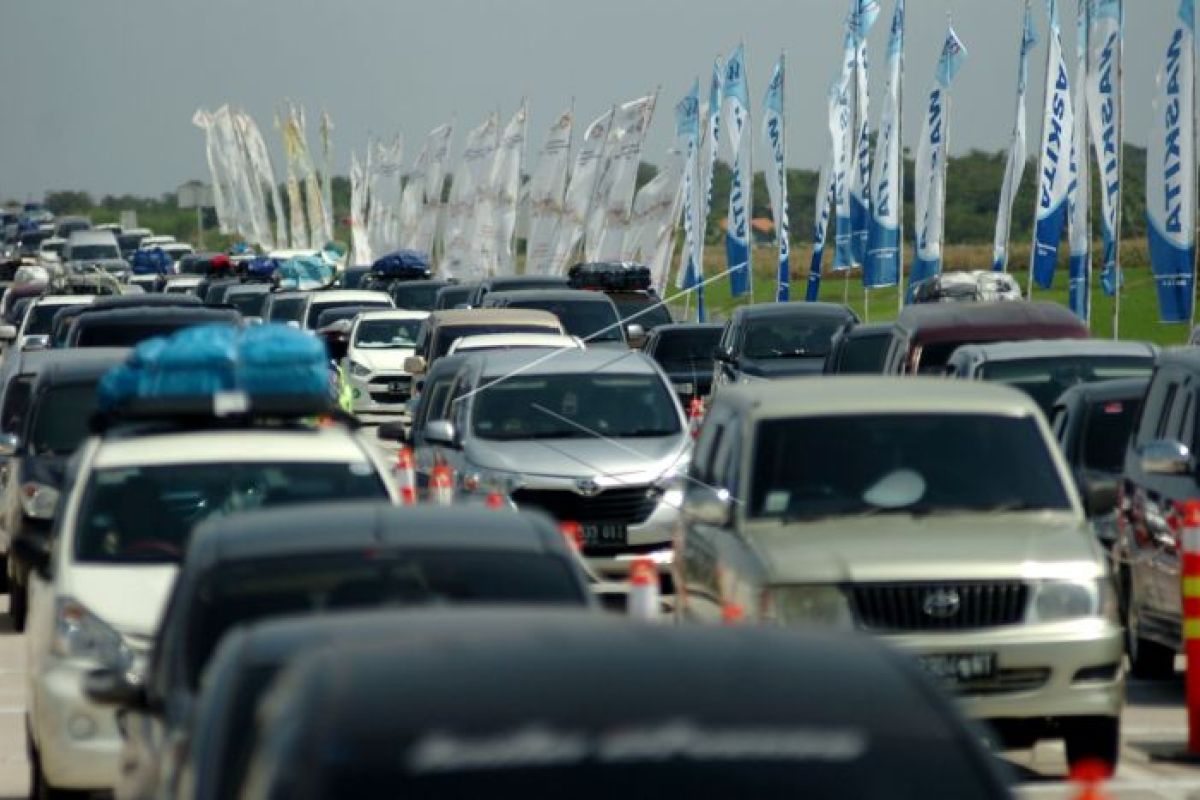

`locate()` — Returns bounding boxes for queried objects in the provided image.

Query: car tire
[1063,716,1120,775]
[1126,601,1177,679]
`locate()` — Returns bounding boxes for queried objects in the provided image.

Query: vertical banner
[1146,0,1196,324]
[626,152,684,290]
[192,109,234,236]
[280,111,309,249]
[491,102,528,275]
[442,117,496,280]
[1031,0,1075,290]
[399,140,429,249]
[993,0,1036,273]
[865,0,905,288]
[807,161,834,303]
[320,111,335,246]
[1067,1,1092,321]
[232,112,273,249]
[911,26,969,293]
[723,44,753,298]
[1087,0,1123,295]
[467,114,501,278]
[239,112,287,249]
[349,153,372,265]
[551,108,615,272]
[526,108,573,275]
[592,94,657,261]
[696,58,723,316]
[762,54,791,302]
[416,124,453,258]
[367,134,404,256]
[849,0,882,267]
[674,81,703,321]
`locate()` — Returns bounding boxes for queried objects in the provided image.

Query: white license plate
[916,653,996,684]
[673,382,695,395]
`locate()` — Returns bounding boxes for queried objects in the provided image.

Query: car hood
[350,348,415,373]
[744,511,1103,584]
[466,435,688,482]
[63,564,179,635]
[739,356,826,378]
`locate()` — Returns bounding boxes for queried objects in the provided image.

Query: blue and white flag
[1146,0,1195,324]
[833,29,856,271]
[675,81,704,320]
[808,161,833,303]
[1087,0,1123,295]
[1032,0,1075,290]
[762,54,791,302]
[1067,1,1091,321]
[992,0,1036,273]
[849,0,882,267]
[910,26,968,293]
[696,58,723,317]
[723,44,753,298]
[865,0,904,288]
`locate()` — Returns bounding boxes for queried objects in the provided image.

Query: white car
[161,276,202,295]
[138,235,176,248]
[300,289,393,331]
[344,309,428,417]
[6,294,95,350]
[446,332,586,355]
[159,243,194,265]
[38,237,66,265]
[21,423,398,796]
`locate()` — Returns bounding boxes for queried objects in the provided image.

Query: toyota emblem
[921,589,962,619]
[574,479,603,497]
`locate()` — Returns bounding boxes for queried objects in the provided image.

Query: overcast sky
[0,0,1181,200]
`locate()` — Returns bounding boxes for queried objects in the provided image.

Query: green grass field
[666,238,1194,347]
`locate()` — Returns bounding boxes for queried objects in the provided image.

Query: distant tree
[44,191,94,215]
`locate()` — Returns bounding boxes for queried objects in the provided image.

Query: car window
[979,356,1154,417]
[1082,397,1143,473]
[1155,383,1178,440]
[25,302,88,336]
[1175,388,1195,447]
[307,301,391,329]
[509,300,622,342]
[837,335,891,374]
[28,382,101,455]
[391,283,442,311]
[1136,369,1175,446]
[227,292,268,317]
[742,318,842,359]
[354,319,421,349]
[1050,405,1068,444]
[267,297,305,323]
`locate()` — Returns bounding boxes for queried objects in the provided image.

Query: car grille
[850,581,1027,632]
[511,486,658,526]
[952,668,1051,697]
[368,374,412,403]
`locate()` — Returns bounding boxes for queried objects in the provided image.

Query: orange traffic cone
[429,463,455,506]
[687,396,705,439]
[721,603,746,624]
[628,557,661,621]
[1069,759,1113,800]
[484,491,505,509]
[395,447,417,506]
[558,521,583,551]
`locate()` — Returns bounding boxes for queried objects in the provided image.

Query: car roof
[73,306,239,325]
[1054,376,1151,407]
[185,504,561,570]
[481,275,569,289]
[307,290,392,305]
[452,332,578,349]
[427,308,563,327]
[355,309,429,322]
[26,348,129,385]
[92,426,370,468]
[31,294,96,308]
[90,293,202,310]
[486,288,615,305]
[1155,347,1200,373]
[732,302,856,321]
[475,348,656,378]
[717,375,1043,419]
[950,338,1157,362]
[894,301,1089,341]
[223,284,271,296]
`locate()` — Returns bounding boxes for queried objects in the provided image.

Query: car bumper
[886,618,1125,721]
[347,373,412,415]
[30,658,121,791]
[584,498,680,582]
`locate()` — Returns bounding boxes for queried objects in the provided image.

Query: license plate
[580,523,628,548]
[673,382,694,395]
[916,653,996,684]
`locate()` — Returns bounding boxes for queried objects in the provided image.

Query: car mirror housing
[625,323,646,349]
[0,432,18,458]
[682,484,733,527]
[1140,439,1192,476]
[1083,479,1118,518]
[83,667,146,709]
[424,419,457,448]
[404,355,427,375]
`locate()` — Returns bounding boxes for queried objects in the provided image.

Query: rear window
[435,286,473,309]
[834,334,891,374]
[268,297,306,323]
[979,356,1154,416]
[508,299,621,342]
[26,302,88,336]
[391,283,442,311]
[1083,398,1143,472]
[75,320,208,347]
[611,294,672,329]
[29,382,99,454]
[307,301,391,329]
[433,325,557,358]
[651,329,722,363]
[227,292,268,317]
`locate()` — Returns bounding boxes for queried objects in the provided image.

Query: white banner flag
[192,109,235,236]
[625,153,684,290]
[551,107,615,272]
[526,109,573,275]
[238,112,286,249]
[993,1,1036,273]
[589,94,657,261]
[399,140,430,250]
[278,110,308,249]
[491,102,528,275]
[417,124,453,258]
[762,54,790,301]
[350,152,372,264]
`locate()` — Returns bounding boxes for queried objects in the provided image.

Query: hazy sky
[0,0,1181,200]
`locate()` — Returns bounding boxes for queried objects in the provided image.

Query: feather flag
[674,81,703,321]
[416,124,453,258]
[626,153,684,290]
[349,152,372,264]
[694,58,723,318]
[491,102,528,275]
[526,109,573,275]
[849,0,882,266]
[590,94,657,261]
[551,107,614,273]
[319,111,334,246]
[1087,0,1123,296]
[1031,0,1075,290]
[865,0,905,288]
[833,28,856,271]
[808,84,839,303]
[993,1,1036,273]
[1067,0,1092,321]
[762,54,790,302]
[723,44,753,298]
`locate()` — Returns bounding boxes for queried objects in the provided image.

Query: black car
[390,278,451,311]
[643,323,722,401]
[198,278,241,306]
[237,609,1010,799]
[433,282,477,310]
[49,294,202,348]
[338,265,372,289]
[86,503,592,799]
[223,284,272,319]
[1051,377,1149,558]
[712,303,859,390]
[466,275,569,308]
[65,306,241,348]
[1117,349,1200,678]
[0,348,129,629]
[823,322,892,374]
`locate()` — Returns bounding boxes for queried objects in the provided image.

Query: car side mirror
[0,325,16,342]
[404,355,427,375]
[1141,439,1192,476]
[377,421,409,443]
[0,432,18,458]
[682,484,733,527]
[12,532,50,579]
[1083,479,1118,518]
[625,323,646,349]
[83,667,147,709]
[424,419,457,448]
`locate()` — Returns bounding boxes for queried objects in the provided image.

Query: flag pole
[1112,2,1123,339]
[1081,0,1093,328]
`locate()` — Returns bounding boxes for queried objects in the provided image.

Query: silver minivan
[63,230,128,277]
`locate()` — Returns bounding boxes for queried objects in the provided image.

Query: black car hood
[739,356,826,378]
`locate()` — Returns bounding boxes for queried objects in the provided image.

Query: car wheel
[1063,716,1120,776]
[1125,599,1176,679]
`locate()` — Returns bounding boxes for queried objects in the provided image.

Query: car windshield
[227,291,268,317]
[743,318,842,359]
[75,462,387,565]
[473,373,680,440]
[391,283,442,311]
[355,319,421,349]
[652,329,722,365]
[836,334,891,374]
[510,300,621,342]
[307,301,390,328]
[749,414,1071,519]
[436,286,473,309]
[26,302,88,336]
[433,325,556,358]
[268,297,306,323]
[117,234,144,251]
[42,241,64,255]
[69,244,119,261]
[1083,397,1143,473]
[980,356,1154,415]
[611,295,672,328]
[28,382,100,455]
[186,550,584,687]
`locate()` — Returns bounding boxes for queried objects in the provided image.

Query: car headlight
[461,469,523,495]
[653,461,690,509]
[51,597,135,671]
[349,360,372,378]
[764,585,854,628]
[1026,579,1116,623]
[20,482,59,520]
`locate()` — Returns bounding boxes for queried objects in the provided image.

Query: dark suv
[1118,349,1200,677]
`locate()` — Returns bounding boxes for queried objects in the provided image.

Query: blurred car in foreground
[238,610,1011,799]
[675,377,1123,771]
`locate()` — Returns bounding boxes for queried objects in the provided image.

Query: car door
[676,408,728,623]
[1154,379,1198,629]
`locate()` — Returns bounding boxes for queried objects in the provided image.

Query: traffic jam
[0,224,1189,798]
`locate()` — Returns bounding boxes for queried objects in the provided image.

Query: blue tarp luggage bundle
[243,256,281,283]
[96,323,333,420]
[277,256,335,290]
[130,248,174,275]
[371,250,431,280]
[568,261,652,291]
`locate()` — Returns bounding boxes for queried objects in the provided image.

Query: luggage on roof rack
[243,256,281,283]
[370,250,431,280]
[567,261,652,291]
[130,248,174,275]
